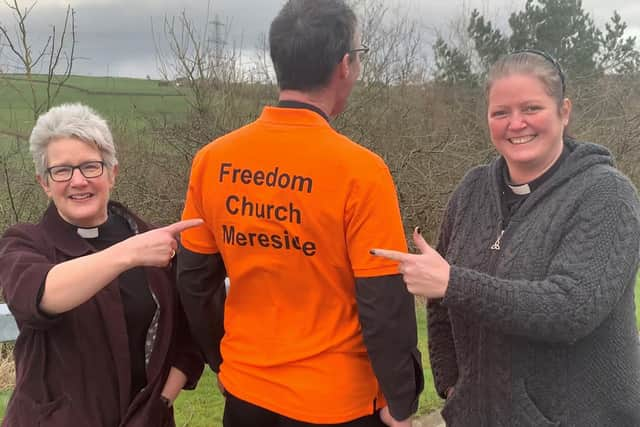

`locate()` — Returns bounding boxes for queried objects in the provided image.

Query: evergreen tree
[433,36,475,85]
[507,0,600,77]
[599,11,640,74]
[468,9,508,73]
[434,0,640,82]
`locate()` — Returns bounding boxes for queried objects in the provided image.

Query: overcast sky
[1,0,639,78]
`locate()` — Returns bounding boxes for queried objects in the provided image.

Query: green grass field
[174,369,225,426]
[0,74,190,138]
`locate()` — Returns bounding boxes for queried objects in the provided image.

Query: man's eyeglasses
[46,161,105,182]
[348,43,370,58]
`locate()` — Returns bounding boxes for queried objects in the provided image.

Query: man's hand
[446,386,455,399]
[379,406,412,427]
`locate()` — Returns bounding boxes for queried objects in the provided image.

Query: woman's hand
[118,218,204,268]
[40,218,203,314]
[371,227,450,299]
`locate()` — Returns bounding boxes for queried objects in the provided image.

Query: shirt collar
[504,144,570,196]
[39,201,146,257]
[277,100,331,123]
[40,202,95,257]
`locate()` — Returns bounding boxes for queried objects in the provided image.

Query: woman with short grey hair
[29,102,118,176]
[0,103,205,426]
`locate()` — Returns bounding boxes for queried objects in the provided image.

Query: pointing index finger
[370,248,410,262]
[164,218,204,236]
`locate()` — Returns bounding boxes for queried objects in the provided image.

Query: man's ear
[561,98,572,126]
[338,53,351,79]
[36,175,52,199]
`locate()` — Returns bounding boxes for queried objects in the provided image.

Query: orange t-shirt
[181,107,407,423]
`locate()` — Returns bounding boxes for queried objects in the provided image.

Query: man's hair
[269,0,357,91]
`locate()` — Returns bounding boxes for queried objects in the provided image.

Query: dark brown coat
[0,202,204,427]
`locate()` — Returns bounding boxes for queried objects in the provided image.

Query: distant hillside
[0,74,191,135]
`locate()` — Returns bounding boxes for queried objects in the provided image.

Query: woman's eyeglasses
[46,161,105,182]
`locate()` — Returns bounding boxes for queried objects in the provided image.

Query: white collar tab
[508,183,531,195]
[77,227,99,238]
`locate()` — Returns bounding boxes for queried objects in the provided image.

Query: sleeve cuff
[9,265,62,329]
[172,355,205,390]
[386,348,424,420]
[442,265,480,309]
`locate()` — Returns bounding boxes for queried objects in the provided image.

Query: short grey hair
[29,103,118,177]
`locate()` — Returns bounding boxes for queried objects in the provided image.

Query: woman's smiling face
[487,73,571,183]
[37,137,117,227]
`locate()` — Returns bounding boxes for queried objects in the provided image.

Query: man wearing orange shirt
[177,1,423,426]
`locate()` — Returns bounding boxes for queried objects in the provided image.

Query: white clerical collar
[507,183,531,195]
[77,227,99,238]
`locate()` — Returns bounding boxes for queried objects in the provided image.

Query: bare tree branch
[0,0,77,120]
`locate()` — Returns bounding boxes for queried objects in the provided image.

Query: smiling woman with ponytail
[373,51,640,427]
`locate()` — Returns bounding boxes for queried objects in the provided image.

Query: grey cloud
[0,0,638,78]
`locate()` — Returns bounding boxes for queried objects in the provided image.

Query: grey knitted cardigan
[428,140,640,427]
